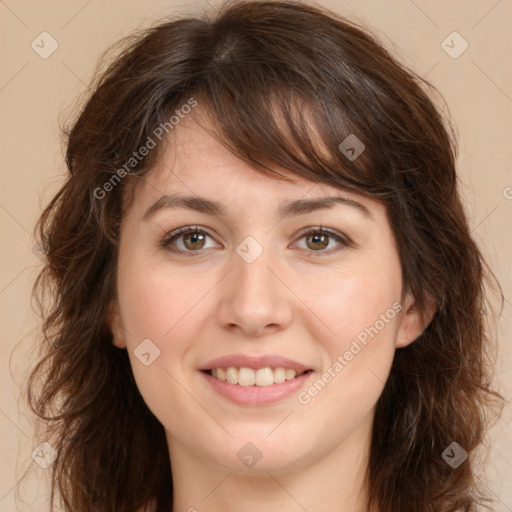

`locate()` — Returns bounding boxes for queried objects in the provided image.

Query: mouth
[199,354,314,404]
[202,367,313,387]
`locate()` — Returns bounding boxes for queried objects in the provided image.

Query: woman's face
[109,110,425,476]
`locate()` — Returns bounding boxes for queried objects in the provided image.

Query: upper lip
[199,354,312,372]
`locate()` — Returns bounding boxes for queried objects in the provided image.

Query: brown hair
[25,1,504,511]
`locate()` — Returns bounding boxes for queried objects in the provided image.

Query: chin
[209,430,319,475]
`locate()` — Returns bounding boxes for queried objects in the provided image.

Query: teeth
[238,367,256,386]
[285,369,296,380]
[273,367,286,383]
[255,368,274,386]
[209,366,306,386]
[226,367,238,384]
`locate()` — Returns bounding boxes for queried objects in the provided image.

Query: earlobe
[107,300,127,349]
[395,292,436,349]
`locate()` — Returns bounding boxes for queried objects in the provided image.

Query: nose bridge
[233,234,275,303]
[215,234,292,336]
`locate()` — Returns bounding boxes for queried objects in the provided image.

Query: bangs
[180,79,393,199]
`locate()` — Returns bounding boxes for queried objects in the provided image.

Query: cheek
[116,253,219,410]
[118,250,214,341]
[295,259,402,356]
[293,258,402,412]
[295,260,402,426]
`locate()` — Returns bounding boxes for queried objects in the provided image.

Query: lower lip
[201,371,313,405]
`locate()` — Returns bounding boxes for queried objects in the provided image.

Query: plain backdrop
[1,0,511,510]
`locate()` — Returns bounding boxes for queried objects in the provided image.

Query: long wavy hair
[25,1,504,511]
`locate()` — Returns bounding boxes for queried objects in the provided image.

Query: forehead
[124,106,384,220]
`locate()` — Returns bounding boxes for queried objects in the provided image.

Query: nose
[216,240,293,338]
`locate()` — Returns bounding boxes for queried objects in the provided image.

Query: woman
[26,1,504,511]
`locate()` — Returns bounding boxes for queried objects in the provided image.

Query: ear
[395,291,436,349]
[107,300,127,349]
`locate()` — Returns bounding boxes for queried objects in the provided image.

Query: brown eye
[182,231,206,250]
[305,232,330,250]
[295,228,351,256]
[161,226,217,255]
[161,225,351,257]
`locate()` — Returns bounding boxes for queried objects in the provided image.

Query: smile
[207,367,310,386]
[201,369,313,405]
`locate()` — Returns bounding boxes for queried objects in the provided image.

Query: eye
[160,226,218,255]
[160,225,352,257]
[293,227,352,256]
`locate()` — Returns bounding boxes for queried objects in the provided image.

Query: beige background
[1,0,511,510]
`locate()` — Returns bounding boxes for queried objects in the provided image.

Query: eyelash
[160,225,353,257]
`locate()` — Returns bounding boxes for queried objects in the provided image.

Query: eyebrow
[142,193,374,221]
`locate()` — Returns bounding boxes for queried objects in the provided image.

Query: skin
[109,110,432,512]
